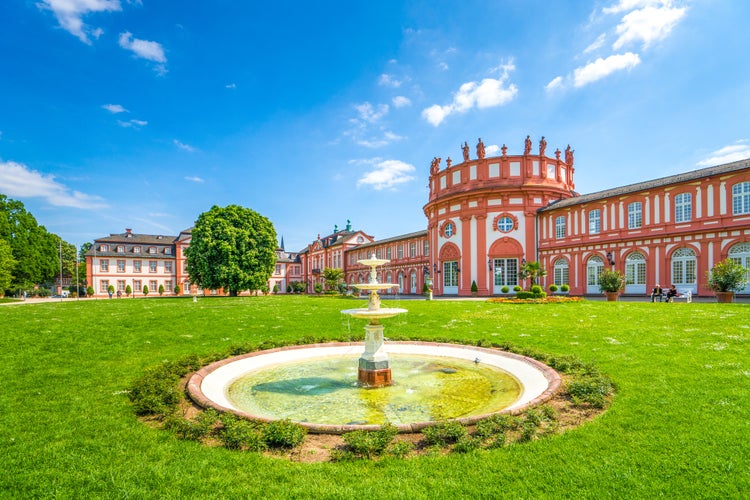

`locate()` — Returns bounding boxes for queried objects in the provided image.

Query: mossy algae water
[226,354,522,426]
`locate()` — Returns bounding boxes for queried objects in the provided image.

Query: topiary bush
[549,284,559,292]
[422,420,467,446]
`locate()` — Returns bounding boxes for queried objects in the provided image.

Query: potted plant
[598,269,626,301]
[706,258,749,303]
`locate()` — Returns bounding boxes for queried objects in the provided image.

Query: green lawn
[1,296,748,498]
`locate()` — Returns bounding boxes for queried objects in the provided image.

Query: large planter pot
[715,291,735,303]
[605,291,620,302]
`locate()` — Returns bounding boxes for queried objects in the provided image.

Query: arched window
[625,252,646,294]
[410,271,417,294]
[728,243,750,294]
[553,258,569,286]
[671,247,697,292]
[586,256,604,294]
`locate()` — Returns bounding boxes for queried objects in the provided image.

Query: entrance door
[587,256,604,294]
[625,252,646,294]
[443,261,459,294]
[492,258,519,294]
[671,248,697,294]
[728,243,750,294]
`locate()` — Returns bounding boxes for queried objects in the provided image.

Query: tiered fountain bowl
[340,255,407,387]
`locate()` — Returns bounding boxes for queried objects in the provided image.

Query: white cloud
[225,83,237,89]
[584,33,607,54]
[354,158,416,190]
[422,61,518,126]
[603,0,662,15]
[355,102,389,123]
[485,144,501,157]
[118,31,167,74]
[697,142,750,167]
[117,119,147,128]
[378,74,403,88]
[173,139,196,152]
[184,176,205,183]
[0,160,107,209]
[573,52,641,87]
[356,131,404,149]
[38,0,121,44]
[438,62,449,71]
[545,76,564,92]
[612,4,687,50]
[392,96,412,108]
[102,103,127,113]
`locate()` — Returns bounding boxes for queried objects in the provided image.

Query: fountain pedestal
[358,320,392,387]
[342,255,407,388]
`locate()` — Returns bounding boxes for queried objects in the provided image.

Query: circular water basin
[188,342,561,434]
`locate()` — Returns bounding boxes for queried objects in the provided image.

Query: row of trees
[0,195,84,296]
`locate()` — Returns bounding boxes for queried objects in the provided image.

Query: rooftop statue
[476,138,486,159]
[430,157,441,175]
[565,145,575,166]
[524,135,532,155]
[462,141,470,161]
[539,136,547,157]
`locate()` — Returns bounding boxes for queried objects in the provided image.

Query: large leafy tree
[186,205,277,296]
[323,267,345,292]
[0,195,59,289]
[0,239,16,292]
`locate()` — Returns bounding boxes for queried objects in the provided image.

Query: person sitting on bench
[666,284,679,302]
[650,284,663,302]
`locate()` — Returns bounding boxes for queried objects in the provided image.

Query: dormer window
[148,247,157,254]
[116,246,125,253]
[100,244,108,252]
[133,246,141,253]
[164,247,171,255]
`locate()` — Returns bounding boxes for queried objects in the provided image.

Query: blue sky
[1,0,749,252]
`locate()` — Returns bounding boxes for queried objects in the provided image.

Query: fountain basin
[340,307,408,319]
[187,342,561,434]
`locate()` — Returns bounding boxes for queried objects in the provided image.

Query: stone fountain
[341,254,407,387]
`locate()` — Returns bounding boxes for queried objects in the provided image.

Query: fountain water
[341,254,407,387]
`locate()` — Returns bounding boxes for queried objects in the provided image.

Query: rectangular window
[116,246,124,253]
[133,246,141,253]
[149,261,157,273]
[149,247,156,254]
[99,244,108,252]
[675,193,692,223]
[133,260,142,273]
[555,216,566,239]
[275,264,281,274]
[397,245,403,259]
[134,280,142,292]
[100,280,109,293]
[410,242,416,258]
[117,280,126,292]
[117,260,126,272]
[493,258,519,287]
[100,259,109,272]
[732,182,750,215]
[150,280,158,292]
[589,209,601,234]
[628,202,643,229]
[424,240,429,256]
[165,261,173,273]
[164,247,171,255]
[387,247,392,259]
[165,280,172,292]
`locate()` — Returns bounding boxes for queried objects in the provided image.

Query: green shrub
[388,440,414,458]
[501,285,510,293]
[549,284,559,292]
[471,280,478,293]
[174,285,181,295]
[517,421,538,443]
[128,365,182,416]
[263,419,307,449]
[218,414,267,451]
[422,420,467,446]
[530,285,543,294]
[86,285,95,296]
[567,373,614,409]
[342,424,398,458]
[158,284,165,295]
[314,283,323,294]
[453,435,482,453]
[142,285,149,296]
[513,285,522,292]
[164,409,219,441]
[560,283,570,292]
[474,414,521,438]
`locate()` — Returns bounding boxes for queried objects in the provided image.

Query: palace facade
[86,137,750,298]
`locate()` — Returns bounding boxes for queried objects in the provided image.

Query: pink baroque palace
[86,136,750,298]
